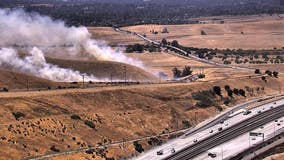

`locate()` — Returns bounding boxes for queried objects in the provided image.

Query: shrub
[223,97,232,105]
[215,105,223,112]
[71,114,81,120]
[227,89,233,97]
[239,89,246,97]
[255,69,261,74]
[50,145,60,152]
[2,88,9,92]
[201,30,207,35]
[12,112,25,120]
[233,88,239,95]
[213,86,222,96]
[85,149,95,154]
[181,66,193,77]
[192,90,216,108]
[84,120,96,129]
[171,40,179,48]
[261,76,267,82]
[273,71,279,78]
[224,85,231,91]
[133,141,144,153]
[223,60,231,64]
[161,38,167,45]
[265,70,272,76]
[182,120,192,128]
[198,74,206,79]
[172,67,182,78]
[147,137,163,146]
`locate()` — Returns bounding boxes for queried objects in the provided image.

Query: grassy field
[123,18,284,50]
[0,69,58,90]
[0,74,281,159]
[88,27,144,46]
[46,57,157,82]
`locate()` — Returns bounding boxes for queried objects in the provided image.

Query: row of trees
[172,66,193,78]
[255,69,279,78]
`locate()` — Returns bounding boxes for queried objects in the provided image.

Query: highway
[135,98,284,160]
[164,104,284,160]
[196,117,284,160]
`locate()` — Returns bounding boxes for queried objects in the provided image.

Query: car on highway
[157,150,163,155]
[243,110,252,115]
[209,130,214,133]
[193,139,198,143]
[218,127,223,131]
[171,148,176,153]
[208,153,217,158]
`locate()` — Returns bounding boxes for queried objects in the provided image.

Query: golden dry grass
[0,74,283,159]
[0,69,58,90]
[122,18,284,50]
[46,57,157,82]
[88,27,144,45]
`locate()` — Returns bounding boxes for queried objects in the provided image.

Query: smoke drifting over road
[0,8,143,81]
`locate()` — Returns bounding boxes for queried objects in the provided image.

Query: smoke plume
[0,8,143,81]
[0,47,99,81]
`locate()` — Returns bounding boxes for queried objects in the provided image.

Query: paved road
[183,94,282,137]
[135,97,284,160]
[115,27,255,72]
[165,104,284,160]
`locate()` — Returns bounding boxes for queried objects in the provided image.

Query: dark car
[218,127,223,131]
[208,153,217,158]
[157,150,163,155]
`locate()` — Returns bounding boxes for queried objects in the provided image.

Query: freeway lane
[135,97,284,160]
[164,105,284,160]
[196,117,284,160]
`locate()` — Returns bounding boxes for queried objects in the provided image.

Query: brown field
[122,17,284,50]
[88,27,144,46]
[0,73,283,159]
[46,57,157,82]
[127,52,258,82]
[0,69,58,90]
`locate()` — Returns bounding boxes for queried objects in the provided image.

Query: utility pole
[26,79,29,91]
[221,145,224,160]
[82,75,85,88]
[124,65,127,85]
[194,111,197,125]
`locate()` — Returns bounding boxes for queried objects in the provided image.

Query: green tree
[172,67,182,78]
[171,40,179,48]
[182,66,193,77]
[213,86,222,97]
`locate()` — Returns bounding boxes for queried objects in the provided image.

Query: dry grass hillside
[46,57,157,82]
[122,18,284,50]
[88,27,143,46]
[0,74,283,159]
[127,52,256,82]
[0,69,58,90]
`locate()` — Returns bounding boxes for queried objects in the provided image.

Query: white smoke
[0,8,144,81]
[0,47,99,82]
